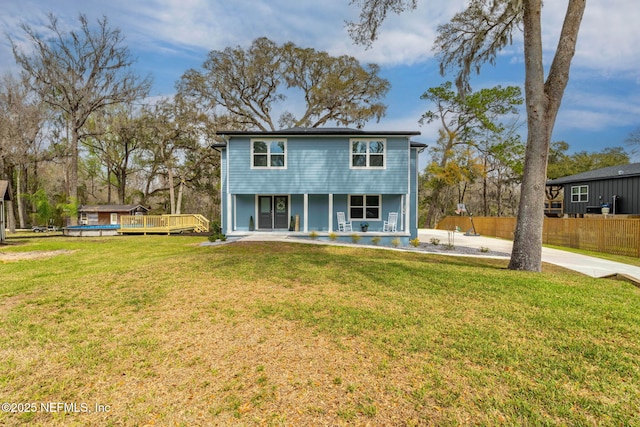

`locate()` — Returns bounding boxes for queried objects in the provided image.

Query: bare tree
[349,0,586,271]
[625,127,640,160]
[0,74,47,229]
[10,13,151,217]
[84,105,145,204]
[139,96,208,214]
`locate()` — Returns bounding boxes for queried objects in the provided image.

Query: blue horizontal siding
[228,136,409,194]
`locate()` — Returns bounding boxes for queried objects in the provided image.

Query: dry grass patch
[0,249,76,263]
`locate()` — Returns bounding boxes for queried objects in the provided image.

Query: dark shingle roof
[78,204,149,213]
[218,127,421,137]
[546,163,640,185]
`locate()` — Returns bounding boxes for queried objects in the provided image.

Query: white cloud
[5,0,639,75]
[542,0,640,77]
[2,0,639,151]
[106,0,464,65]
[556,89,640,133]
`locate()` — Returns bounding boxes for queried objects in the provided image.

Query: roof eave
[218,128,421,138]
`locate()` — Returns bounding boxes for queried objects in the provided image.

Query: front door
[257,195,289,230]
[274,196,289,229]
[258,196,272,229]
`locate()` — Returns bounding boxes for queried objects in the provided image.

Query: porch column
[328,194,333,232]
[226,193,233,234]
[303,193,309,233]
[405,193,410,232]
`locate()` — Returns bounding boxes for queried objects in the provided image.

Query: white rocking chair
[336,212,352,232]
[383,212,398,232]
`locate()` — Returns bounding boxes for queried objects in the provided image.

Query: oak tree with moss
[179,37,389,131]
[349,0,586,271]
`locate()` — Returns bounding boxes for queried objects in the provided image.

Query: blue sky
[2,0,640,163]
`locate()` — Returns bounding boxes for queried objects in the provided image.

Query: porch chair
[383,212,398,232]
[336,212,352,232]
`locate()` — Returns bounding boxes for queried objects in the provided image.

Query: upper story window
[351,139,386,169]
[252,139,287,169]
[571,185,588,202]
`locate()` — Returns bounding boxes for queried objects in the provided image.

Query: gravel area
[411,242,511,258]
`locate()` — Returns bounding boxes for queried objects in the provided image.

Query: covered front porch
[223,193,416,238]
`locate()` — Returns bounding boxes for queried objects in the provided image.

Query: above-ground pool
[63,224,120,237]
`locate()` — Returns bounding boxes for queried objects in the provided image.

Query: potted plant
[360,222,369,232]
[249,215,255,231]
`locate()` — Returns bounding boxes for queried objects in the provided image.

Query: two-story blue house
[214,127,424,245]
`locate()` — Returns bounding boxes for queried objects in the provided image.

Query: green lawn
[1,236,639,426]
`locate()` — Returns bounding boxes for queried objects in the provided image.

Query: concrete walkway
[418,229,640,283]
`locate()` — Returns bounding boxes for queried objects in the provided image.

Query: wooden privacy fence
[436,216,640,258]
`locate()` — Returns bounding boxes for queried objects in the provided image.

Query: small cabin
[78,204,149,226]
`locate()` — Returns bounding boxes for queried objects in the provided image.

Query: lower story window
[349,195,381,220]
[571,185,588,202]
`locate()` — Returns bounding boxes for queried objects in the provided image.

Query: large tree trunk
[65,118,79,225]
[117,167,127,205]
[176,178,184,215]
[509,0,585,271]
[70,123,79,200]
[168,167,176,214]
[482,157,489,216]
[119,173,126,205]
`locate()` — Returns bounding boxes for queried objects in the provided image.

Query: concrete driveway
[419,229,640,283]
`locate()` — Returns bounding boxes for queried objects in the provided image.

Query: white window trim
[570,185,588,203]
[348,194,382,221]
[251,138,287,169]
[349,138,386,169]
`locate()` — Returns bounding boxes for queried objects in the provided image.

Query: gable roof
[547,163,640,185]
[217,127,421,138]
[0,180,11,201]
[213,127,423,150]
[78,204,149,213]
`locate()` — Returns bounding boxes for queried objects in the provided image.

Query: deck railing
[119,214,209,234]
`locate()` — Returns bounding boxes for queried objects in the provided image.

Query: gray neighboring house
[546,163,640,216]
[0,180,12,243]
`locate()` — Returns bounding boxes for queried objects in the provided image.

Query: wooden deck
[119,214,210,235]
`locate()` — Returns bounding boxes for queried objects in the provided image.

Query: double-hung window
[349,195,381,220]
[351,139,385,168]
[252,139,286,168]
[571,185,588,202]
